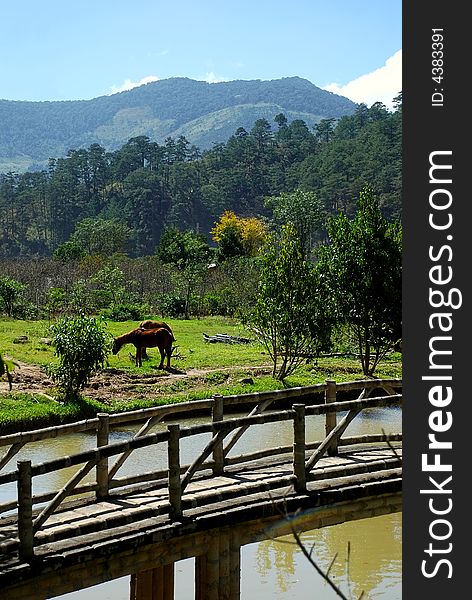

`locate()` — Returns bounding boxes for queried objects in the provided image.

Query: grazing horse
[139,320,175,339]
[138,320,175,360]
[112,327,173,369]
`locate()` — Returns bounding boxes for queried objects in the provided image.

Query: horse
[112,327,173,369]
[139,320,175,339]
[138,320,175,360]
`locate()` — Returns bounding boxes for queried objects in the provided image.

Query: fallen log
[203,333,253,344]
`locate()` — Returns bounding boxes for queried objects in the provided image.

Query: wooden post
[17,459,34,562]
[96,413,110,499]
[160,564,175,600]
[293,404,306,493]
[130,565,174,600]
[168,424,182,520]
[196,531,237,600]
[229,530,241,600]
[325,379,338,456]
[212,394,224,476]
[195,554,207,600]
[206,535,220,600]
[218,531,230,600]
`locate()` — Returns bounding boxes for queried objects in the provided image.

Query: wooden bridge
[0,379,402,599]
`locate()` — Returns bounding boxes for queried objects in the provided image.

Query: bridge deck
[0,444,401,593]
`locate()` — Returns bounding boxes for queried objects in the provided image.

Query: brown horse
[112,327,173,369]
[138,320,175,360]
[139,319,175,339]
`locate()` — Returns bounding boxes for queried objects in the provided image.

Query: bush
[203,289,238,317]
[203,293,224,316]
[100,302,152,321]
[46,315,112,400]
[160,294,187,318]
[0,275,27,318]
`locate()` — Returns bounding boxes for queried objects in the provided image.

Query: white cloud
[110,75,160,94]
[202,71,227,84]
[323,50,402,109]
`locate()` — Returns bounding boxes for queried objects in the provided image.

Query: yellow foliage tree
[211,211,267,258]
[241,216,268,256]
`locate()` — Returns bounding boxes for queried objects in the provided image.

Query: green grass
[0,319,58,366]
[0,316,402,433]
[0,393,102,435]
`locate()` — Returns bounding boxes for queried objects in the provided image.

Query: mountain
[0,77,357,173]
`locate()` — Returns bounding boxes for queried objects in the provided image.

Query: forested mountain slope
[0,98,401,258]
[0,77,356,172]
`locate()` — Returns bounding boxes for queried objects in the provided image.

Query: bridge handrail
[0,394,402,488]
[0,378,401,475]
[1,380,402,562]
[0,377,401,447]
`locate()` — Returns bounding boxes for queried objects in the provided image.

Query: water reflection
[246,512,401,599]
[58,513,401,600]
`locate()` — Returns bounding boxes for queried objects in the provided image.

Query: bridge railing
[0,378,401,473]
[0,379,401,562]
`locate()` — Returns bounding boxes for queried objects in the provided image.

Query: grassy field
[0,316,266,370]
[0,316,402,433]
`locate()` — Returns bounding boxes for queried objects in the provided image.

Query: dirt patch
[0,361,54,396]
[1,361,272,404]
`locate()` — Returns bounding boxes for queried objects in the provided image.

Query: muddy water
[1,408,402,599]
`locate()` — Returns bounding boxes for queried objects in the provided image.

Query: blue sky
[1,1,401,107]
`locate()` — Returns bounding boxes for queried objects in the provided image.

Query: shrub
[203,293,224,316]
[0,275,27,317]
[46,315,112,400]
[160,294,187,318]
[100,302,152,321]
[0,353,15,390]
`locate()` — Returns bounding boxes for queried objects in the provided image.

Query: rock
[13,335,28,344]
[39,337,53,345]
[239,377,255,385]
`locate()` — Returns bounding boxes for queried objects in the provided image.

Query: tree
[156,228,210,268]
[247,223,333,380]
[123,169,168,255]
[265,190,325,258]
[156,228,212,319]
[211,211,267,259]
[250,118,274,160]
[71,218,132,257]
[314,118,336,144]
[53,240,86,261]
[274,113,288,129]
[90,265,126,308]
[46,315,112,400]
[317,185,402,375]
[167,161,206,231]
[0,275,27,317]
[392,91,402,112]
